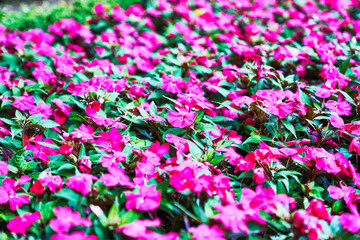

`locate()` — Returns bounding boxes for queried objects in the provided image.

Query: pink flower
[124,184,161,211]
[189,224,225,240]
[306,199,331,221]
[210,126,242,144]
[93,3,106,15]
[273,46,292,60]
[161,75,186,94]
[12,95,35,111]
[0,178,31,210]
[100,152,127,169]
[39,175,63,193]
[51,232,98,240]
[29,101,53,119]
[167,109,197,128]
[100,166,134,188]
[253,168,266,184]
[112,5,127,21]
[0,161,9,175]
[325,99,351,116]
[59,144,74,155]
[66,174,97,195]
[330,114,344,128]
[79,156,92,173]
[7,211,41,234]
[263,100,293,118]
[85,101,101,116]
[349,137,360,154]
[212,203,249,233]
[50,207,92,233]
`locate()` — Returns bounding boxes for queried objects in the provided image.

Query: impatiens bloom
[253,168,266,184]
[325,99,351,116]
[29,101,52,119]
[12,95,35,111]
[100,166,134,188]
[0,161,9,175]
[7,211,41,234]
[263,100,293,118]
[161,74,186,94]
[51,232,98,240]
[349,137,360,154]
[50,207,92,233]
[189,224,225,240]
[0,177,31,210]
[66,174,98,195]
[124,184,161,211]
[167,109,197,128]
[59,144,74,155]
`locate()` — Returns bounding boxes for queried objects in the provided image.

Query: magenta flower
[305,199,331,221]
[349,137,360,154]
[0,161,9,175]
[124,184,161,211]
[85,101,101,116]
[0,178,31,210]
[161,74,186,94]
[263,100,293,118]
[50,206,92,233]
[210,126,242,144]
[330,114,344,128]
[29,101,53,119]
[66,174,97,195]
[59,144,74,155]
[7,211,41,234]
[167,109,197,128]
[79,156,92,173]
[100,166,134,188]
[212,203,249,234]
[189,224,225,240]
[253,168,266,184]
[39,175,63,193]
[325,99,351,116]
[12,95,35,111]
[100,151,127,169]
[51,231,98,240]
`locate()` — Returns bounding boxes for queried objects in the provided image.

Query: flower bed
[0,0,360,239]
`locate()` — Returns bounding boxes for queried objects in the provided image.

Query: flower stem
[277,117,283,142]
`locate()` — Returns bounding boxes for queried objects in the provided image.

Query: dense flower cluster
[0,0,360,239]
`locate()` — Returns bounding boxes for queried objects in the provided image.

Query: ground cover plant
[0,0,360,239]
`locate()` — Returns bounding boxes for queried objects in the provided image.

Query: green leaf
[188,140,203,159]
[282,121,296,138]
[90,204,109,227]
[108,197,121,225]
[55,188,82,203]
[338,89,356,106]
[339,56,353,74]
[242,135,272,145]
[10,149,26,169]
[298,88,313,107]
[194,111,205,124]
[37,119,60,128]
[79,144,86,159]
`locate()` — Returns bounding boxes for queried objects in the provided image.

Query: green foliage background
[0,0,144,31]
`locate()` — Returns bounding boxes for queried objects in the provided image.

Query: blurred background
[0,0,144,30]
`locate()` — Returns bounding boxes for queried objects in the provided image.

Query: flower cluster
[0,0,360,239]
